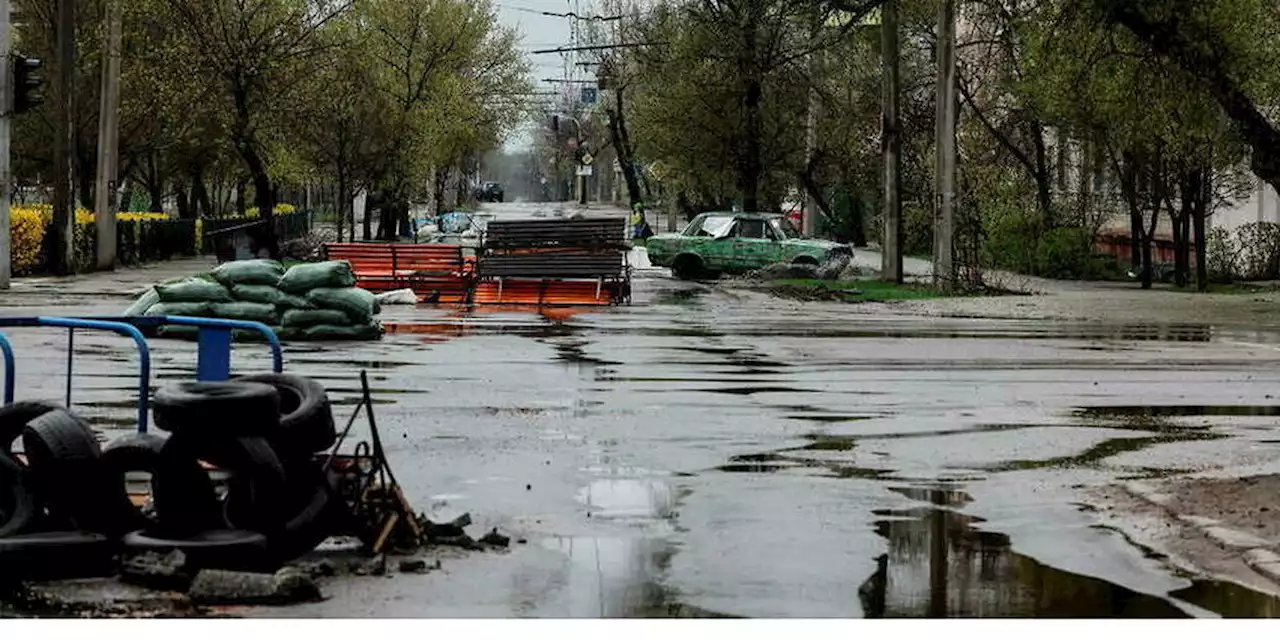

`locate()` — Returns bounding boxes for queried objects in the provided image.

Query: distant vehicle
[474,182,504,203]
[645,211,851,280]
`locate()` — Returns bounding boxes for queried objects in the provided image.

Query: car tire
[240,460,337,562]
[0,400,63,458]
[153,381,281,437]
[98,433,170,536]
[151,435,227,538]
[672,255,704,280]
[792,256,820,266]
[0,453,37,538]
[233,374,336,456]
[0,531,116,583]
[122,529,272,573]
[181,434,288,534]
[20,409,111,531]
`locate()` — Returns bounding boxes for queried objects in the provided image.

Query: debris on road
[120,550,192,592]
[479,529,511,548]
[186,567,322,605]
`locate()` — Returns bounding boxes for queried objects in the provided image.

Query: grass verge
[764,279,950,303]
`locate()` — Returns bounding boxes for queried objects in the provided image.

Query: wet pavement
[5,202,1280,617]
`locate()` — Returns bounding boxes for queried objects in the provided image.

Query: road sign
[576,164,594,176]
[581,87,597,104]
[581,152,594,166]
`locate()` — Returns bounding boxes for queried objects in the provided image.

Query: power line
[530,42,658,54]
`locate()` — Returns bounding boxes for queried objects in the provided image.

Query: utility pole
[0,0,11,289]
[802,20,821,238]
[933,0,957,290]
[51,0,75,275]
[94,0,122,270]
[880,0,903,284]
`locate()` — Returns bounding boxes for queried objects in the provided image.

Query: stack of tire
[124,259,383,342]
[0,374,342,584]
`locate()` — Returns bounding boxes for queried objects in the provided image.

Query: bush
[1234,222,1280,280]
[1205,226,1239,283]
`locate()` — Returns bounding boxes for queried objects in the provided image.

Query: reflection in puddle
[540,536,675,617]
[577,479,675,520]
[861,488,1189,617]
[861,488,1280,618]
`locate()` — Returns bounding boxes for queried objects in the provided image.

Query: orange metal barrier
[324,243,473,304]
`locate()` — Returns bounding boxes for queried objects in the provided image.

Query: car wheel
[672,254,704,280]
[0,400,62,458]
[792,256,820,266]
[98,433,171,536]
[21,409,112,531]
[122,529,273,573]
[153,381,281,437]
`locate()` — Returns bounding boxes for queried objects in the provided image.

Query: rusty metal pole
[51,0,75,275]
[94,0,122,270]
[881,0,903,284]
[933,0,957,290]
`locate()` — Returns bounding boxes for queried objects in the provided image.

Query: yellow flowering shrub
[10,207,45,274]
[241,203,297,219]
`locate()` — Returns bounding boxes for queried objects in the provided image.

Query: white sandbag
[374,289,419,305]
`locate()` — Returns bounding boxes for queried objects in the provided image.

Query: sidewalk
[2,257,217,316]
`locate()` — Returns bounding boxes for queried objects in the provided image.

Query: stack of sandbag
[123,259,382,342]
[275,262,382,341]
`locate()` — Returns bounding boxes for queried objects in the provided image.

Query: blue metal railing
[0,316,283,433]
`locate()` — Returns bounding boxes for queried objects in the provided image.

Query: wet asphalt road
[7,202,1280,617]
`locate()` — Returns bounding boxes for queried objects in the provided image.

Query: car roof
[695,211,783,220]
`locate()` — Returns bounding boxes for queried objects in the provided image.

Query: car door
[728,219,776,270]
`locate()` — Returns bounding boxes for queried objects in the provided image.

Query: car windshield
[769,217,800,240]
[684,215,736,237]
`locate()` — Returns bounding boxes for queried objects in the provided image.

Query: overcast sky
[496,0,596,151]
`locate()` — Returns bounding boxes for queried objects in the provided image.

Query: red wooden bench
[323,243,472,303]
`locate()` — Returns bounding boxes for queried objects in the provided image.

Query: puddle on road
[1077,405,1280,418]
[862,488,1188,617]
[861,487,1280,618]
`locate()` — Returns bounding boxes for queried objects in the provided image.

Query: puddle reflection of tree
[859,489,1187,618]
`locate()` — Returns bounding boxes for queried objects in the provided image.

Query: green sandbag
[144,302,212,317]
[282,308,351,328]
[233,327,285,343]
[157,325,200,340]
[300,322,383,341]
[277,260,357,294]
[276,292,315,310]
[231,284,284,305]
[155,277,232,303]
[212,259,285,287]
[124,287,160,317]
[305,287,379,324]
[210,301,279,325]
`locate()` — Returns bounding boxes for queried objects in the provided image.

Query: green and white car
[646,212,852,279]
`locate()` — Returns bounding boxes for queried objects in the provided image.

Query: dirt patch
[1088,476,1280,598]
[1166,475,1280,542]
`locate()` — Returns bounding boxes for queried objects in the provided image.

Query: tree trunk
[1193,168,1209,291]
[175,181,193,220]
[1121,149,1141,268]
[235,179,247,217]
[191,167,213,219]
[148,183,164,213]
[336,170,347,243]
[231,82,279,258]
[362,191,374,241]
[737,10,763,212]
[608,87,646,211]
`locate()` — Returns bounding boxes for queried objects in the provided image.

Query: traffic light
[11,54,43,115]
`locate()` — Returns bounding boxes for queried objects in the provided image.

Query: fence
[15,210,313,276]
